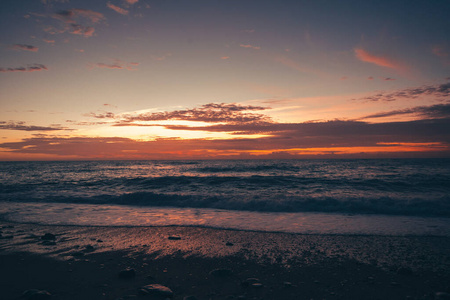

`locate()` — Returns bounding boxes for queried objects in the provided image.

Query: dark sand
[1,221,450,300]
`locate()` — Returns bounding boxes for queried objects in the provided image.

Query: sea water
[1,159,449,236]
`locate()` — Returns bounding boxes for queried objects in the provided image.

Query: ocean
[1,159,449,236]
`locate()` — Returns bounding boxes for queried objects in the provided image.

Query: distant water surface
[1,159,449,235]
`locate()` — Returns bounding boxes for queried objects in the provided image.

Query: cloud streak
[357,82,450,102]
[51,8,105,37]
[354,48,406,72]
[11,44,39,52]
[240,44,260,50]
[0,64,48,73]
[111,103,271,125]
[89,60,139,70]
[107,2,129,15]
[0,121,66,131]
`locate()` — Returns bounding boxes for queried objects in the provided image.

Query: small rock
[396,267,413,275]
[209,268,233,277]
[168,236,181,240]
[21,289,52,300]
[283,281,293,288]
[251,283,264,288]
[139,284,173,298]
[97,239,103,243]
[70,251,85,257]
[84,245,95,252]
[42,241,56,246]
[226,242,234,246]
[435,292,450,300]
[41,233,56,241]
[390,281,400,287]
[183,296,198,300]
[119,268,136,279]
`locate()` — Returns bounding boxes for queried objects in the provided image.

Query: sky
[0,0,449,160]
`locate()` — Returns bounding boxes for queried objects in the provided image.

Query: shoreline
[2,221,450,299]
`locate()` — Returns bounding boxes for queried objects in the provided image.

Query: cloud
[383,77,396,81]
[124,0,139,4]
[43,39,55,44]
[107,2,129,15]
[0,121,66,131]
[11,44,39,52]
[84,112,116,119]
[360,103,450,120]
[89,59,139,70]
[240,44,261,50]
[2,118,449,159]
[221,56,230,60]
[354,48,406,72]
[54,9,105,24]
[357,82,450,102]
[0,64,48,73]
[51,8,105,37]
[275,56,327,77]
[150,53,172,61]
[114,103,271,125]
[70,24,95,37]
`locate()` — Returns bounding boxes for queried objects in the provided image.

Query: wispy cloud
[124,0,139,4]
[53,9,105,24]
[43,39,55,44]
[354,48,406,72]
[51,8,105,37]
[11,44,39,52]
[360,103,450,120]
[107,2,129,15]
[0,64,48,73]
[89,59,139,70]
[275,56,327,77]
[240,44,260,50]
[113,103,271,125]
[357,82,450,102]
[0,121,65,131]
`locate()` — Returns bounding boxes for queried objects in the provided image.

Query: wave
[2,191,449,218]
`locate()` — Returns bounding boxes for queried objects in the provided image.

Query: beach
[2,221,450,300]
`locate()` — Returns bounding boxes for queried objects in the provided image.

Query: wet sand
[1,221,450,300]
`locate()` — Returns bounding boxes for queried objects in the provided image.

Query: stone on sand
[119,268,136,279]
[41,233,56,241]
[21,289,52,300]
[139,284,174,298]
[209,268,233,277]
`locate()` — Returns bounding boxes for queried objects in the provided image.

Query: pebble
[21,289,52,300]
[70,251,85,257]
[139,284,173,298]
[209,268,233,277]
[84,245,95,252]
[168,236,181,240]
[41,233,56,241]
[119,268,136,279]
[226,242,234,246]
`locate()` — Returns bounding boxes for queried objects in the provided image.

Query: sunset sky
[0,0,449,160]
